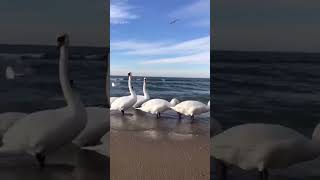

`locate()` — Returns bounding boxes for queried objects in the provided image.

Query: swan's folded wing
[254,139,313,171]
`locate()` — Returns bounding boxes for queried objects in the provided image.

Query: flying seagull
[169,19,179,24]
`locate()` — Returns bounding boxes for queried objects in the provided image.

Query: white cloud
[110,0,138,24]
[112,36,209,56]
[112,35,210,65]
[139,52,210,65]
[169,0,210,27]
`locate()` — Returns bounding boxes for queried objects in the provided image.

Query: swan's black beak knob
[57,34,67,48]
[128,72,132,76]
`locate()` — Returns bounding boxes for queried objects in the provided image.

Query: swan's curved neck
[143,80,149,98]
[59,45,77,109]
[128,76,136,96]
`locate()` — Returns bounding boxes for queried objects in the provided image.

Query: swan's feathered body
[138,98,179,116]
[133,95,147,108]
[211,123,320,172]
[73,107,109,147]
[0,34,87,168]
[0,112,26,138]
[110,95,136,112]
[133,77,150,108]
[171,100,210,117]
[82,132,109,156]
[110,73,137,114]
[2,105,86,154]
[110,97,119,104]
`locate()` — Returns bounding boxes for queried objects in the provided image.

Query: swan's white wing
[172,101,208,116]
[110,97,119,104]
[2,107,86,154]
[73,107,109,147]
[110,95,136,111]
[133,95,148,108]
[211,124,310,170]
[139,99,171,114]
[82,132,109,156]
[0,112,27,137]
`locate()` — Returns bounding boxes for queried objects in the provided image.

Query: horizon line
[214,49,320,54]
[110,74,210,79]
[0,43,107,49]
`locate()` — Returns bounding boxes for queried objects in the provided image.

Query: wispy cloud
[169,0,210,27]
[140,52,209,65]
[112,35,210,65]
[112,36,209,56]
[110,0,139,24]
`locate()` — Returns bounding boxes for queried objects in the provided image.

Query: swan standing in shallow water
[171,100,210,120]
[211,123,320,180]
[110,72,137,115]
[133,77,150,108]
[0,34,87,168]
[137,98,180,118]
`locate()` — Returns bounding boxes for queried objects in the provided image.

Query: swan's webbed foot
[191,115,195,121]
[259,169,269,180]
[156,113,160,119]
[36,153,46,169]
[177,113,182,120]
[215,158,227,180]
[121,110,125,116]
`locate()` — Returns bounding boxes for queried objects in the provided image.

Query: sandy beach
[110,109,210,180]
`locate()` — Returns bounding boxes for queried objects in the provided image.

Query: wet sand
[0,144,109,180]
[110,109,210,180]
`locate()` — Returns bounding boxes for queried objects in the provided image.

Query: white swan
[73,107,109,147]
[82,132,109,157]
[211,123,320,180]
[0,112,27,138]
[171,100,210,120]
[110,72,137,115]
[5,66,15,80]
[110,97,119,104]
[137,98,180,118]
[0,34,87,168]
[133,77,150,108]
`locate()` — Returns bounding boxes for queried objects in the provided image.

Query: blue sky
[0,0,106,46]
[110,0,210,78]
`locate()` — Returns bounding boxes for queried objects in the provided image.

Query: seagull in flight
[169,19,179,24]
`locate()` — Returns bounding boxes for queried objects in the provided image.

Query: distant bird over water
[169,19,179,24]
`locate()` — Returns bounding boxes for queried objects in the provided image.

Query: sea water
[212,50,320,136]
[110,75,210,137]
[0,44,107,113]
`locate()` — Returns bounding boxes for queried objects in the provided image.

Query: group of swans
[0,34,109,169]
[110,73,210,120]
[210,120,320,180]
